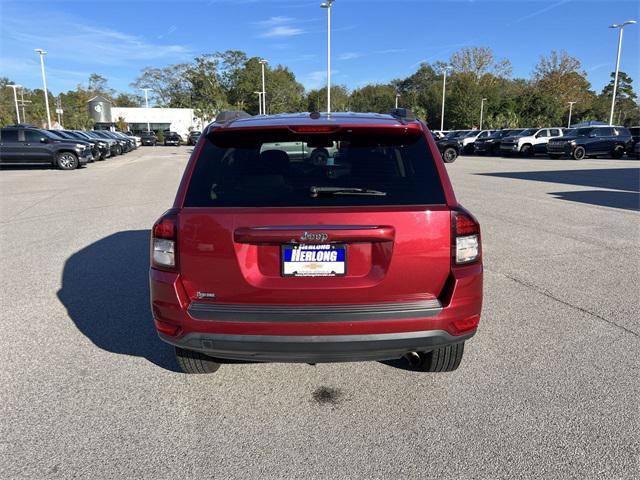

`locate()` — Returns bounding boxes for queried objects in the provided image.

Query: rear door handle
[234,225,395,244]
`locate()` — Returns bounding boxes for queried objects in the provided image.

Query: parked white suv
[499,127,564,156]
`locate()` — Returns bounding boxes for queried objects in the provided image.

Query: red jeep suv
[150,110,482,373]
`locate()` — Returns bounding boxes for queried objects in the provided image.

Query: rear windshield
[183,129,446,207]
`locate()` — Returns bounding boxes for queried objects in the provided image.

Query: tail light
[152,209,178,270]
[452,209,481,265]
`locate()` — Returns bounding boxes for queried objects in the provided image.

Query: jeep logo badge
[300,231,328,242]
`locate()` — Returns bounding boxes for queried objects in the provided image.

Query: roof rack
[388,108,416,123]
[214,110,252,124]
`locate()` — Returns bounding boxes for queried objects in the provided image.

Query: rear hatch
[177,125,452,305]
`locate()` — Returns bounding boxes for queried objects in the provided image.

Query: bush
[156,130,164,143]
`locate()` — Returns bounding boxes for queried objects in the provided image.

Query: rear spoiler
[214,111,252,124]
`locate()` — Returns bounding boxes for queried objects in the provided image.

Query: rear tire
[416,342,465,372]
[442,147,458,163]
[611,145,624,159]
[572,146,586,160]
[175,347,221,374]
[55,152,79,170]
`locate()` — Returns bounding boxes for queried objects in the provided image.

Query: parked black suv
[140,131,157,146]
[187,130,201,146]
[0,126,92,169]
[546,126,633,160]
[49,130,101,162]
[474,129,524,155]
[435,130,471,163]
[164,131,182,146]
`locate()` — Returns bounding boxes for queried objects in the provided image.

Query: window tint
[184,130,446,207]
[595,128,613,137]
[615,127,630,137]
[25,130,44,142]
[536,130,549,138]
[550,129,561,136]
[1,129,19,143]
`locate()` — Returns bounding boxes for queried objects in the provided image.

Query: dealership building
[88,96,206,137]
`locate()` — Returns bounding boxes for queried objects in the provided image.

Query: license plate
[281,244,346,277]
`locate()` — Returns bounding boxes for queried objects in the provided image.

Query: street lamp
[608,20,636,125]
[35,49,52,129]
[7,84,22,124]
[320,0,335,115]
[254,91,263,115]
[479,98,487,130]
[395,93,400,109]
[567,101,577,128]
[140,88,153,131]
[440,65,451,131]
[259,59,268,115]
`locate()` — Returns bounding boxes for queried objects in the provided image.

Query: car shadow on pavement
[479,168,640,211]
[57,230,180,372]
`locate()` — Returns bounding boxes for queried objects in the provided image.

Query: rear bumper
[150,262,483,362]
[160,329,475,362]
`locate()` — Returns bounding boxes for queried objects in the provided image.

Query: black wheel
[114,145,122,156]
[310,148,329,165]
[572,146,586,160]
[175,347,221,374]
[611,145,624,159]
[416,342,465,372]
[520,144,533,157]
[548,154,562,159]
[55,152,79,170]
[442,147,458,163]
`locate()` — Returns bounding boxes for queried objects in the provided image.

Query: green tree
[349,84,396,113]
[306,85,350,112]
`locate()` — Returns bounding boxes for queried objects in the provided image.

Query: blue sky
[1,0,638,100]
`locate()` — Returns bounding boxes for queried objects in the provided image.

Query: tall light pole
[608,20,636,125]
[320,0,335,115]
[35,49,52,128]
[567,101,577,128]
[140,88,152,131]
[254,91,263,115]
[395,93,400,109]
[440,66,451,131]
[7,84,21,124]
[20,88,28,123]
[259,59,268,115]
[479,98,487,130]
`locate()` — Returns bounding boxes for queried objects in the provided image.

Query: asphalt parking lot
[1,147,638,479]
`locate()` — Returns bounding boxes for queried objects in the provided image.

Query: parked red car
[150,111,483,373]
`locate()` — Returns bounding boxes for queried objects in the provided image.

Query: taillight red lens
[452,209,481,265]
[152,209,179,270]
[455,212,480,236]
[153,217,176,239]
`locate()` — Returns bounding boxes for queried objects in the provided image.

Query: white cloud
[1,14,191,67]
[262,26,304,38]
[256,16,295,27]
[338,52,361,61]
[302,69,339,90]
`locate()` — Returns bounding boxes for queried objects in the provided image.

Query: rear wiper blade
[310,186,387,197]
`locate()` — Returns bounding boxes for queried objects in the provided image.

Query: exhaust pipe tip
[404,351,421,368]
